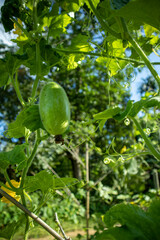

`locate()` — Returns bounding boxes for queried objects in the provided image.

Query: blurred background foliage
[0,0,159,237]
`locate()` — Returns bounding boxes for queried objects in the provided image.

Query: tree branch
[55,213,71,240]
[65,140,85,168]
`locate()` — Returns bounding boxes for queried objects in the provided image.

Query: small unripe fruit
[39,82,70,135]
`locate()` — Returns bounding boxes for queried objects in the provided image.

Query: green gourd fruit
[39,82,70,135]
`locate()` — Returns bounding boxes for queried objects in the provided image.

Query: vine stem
[21,191,30,240]
[20,132,41,240]
[52,47,160,65]
[31,42,41,98]
[108,151,151,157]
[11,71,25,107]
[118,18,160,91]
[87,0,121,39]
[31,0,41,99]
[0,189,65,240]
[131,117,160,161]
[128,37,160,91]
[3,170,21,192]
[20,135,41,189]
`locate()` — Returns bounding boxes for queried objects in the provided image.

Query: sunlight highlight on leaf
[96,39,127,76]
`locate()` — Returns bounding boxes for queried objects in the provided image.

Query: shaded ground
[29,229,96,239]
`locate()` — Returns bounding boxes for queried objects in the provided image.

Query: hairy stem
[20,134,41,189]
[31,42,41,98]
[21,191,30,240]
[31,0,41,99]
[20,132,40,239]
[131,117,160,161]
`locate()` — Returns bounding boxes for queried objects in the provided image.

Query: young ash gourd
[39,82,70,135]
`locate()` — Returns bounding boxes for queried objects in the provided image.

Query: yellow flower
[120,145,127,154]
[1,180,21,204]
[13,19,23,38]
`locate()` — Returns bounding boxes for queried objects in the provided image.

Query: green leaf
[22,105,45,132]
[104,203,156,240]
[37,0,51,17]
[110,0,131,10]
[65,34,93,70]
[5,52,28,77]
[0,60,10,87]
[40,39,61,68]
[100,200,160,240]
[111,0,160,30]
[99,119,107,132]
[143,24,158,37]
[14,41,52,76]
[53,177,79,189]
[5,113,25,138]
[24,170,53,194]
[86,0,100,11]
[44,13,72,38]
[93,96,159,125]
[129,100,145,117]
[150,35,159,45]
[61,0,84,12]
[67,54,79,70]
[93,107,121,120]
[148,200,160,222]
[0,215,26,239]
[0,221,18,239]
[98,201,160,240]
[96,56,122,76]
[129,96,160,117]
[0,144,26,169]
[5,105,44,138]
[147,200,160,239]
[96,40,127,76]
[96,227,138,240]
[24,170,79,194]
[114,100,133,121]
[1,0,21,32]
[24,44,49,76]
[68,34,94,52]
[144,96,160,108]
